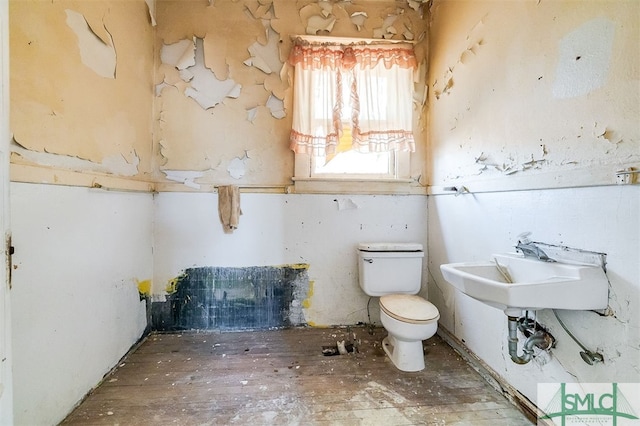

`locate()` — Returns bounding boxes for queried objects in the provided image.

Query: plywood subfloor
[62,327,533,425]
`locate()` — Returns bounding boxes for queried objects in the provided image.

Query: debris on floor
[322,342,354,356]
[321,326,361,356]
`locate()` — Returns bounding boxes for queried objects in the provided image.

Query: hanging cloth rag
[218,185,242,234]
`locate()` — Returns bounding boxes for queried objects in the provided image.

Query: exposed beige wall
[9,0,155,189]
[153,0,429,190]
[427,0,639,192]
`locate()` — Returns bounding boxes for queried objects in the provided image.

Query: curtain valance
[288,43,417,71]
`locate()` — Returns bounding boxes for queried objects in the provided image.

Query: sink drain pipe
[507,316,553,364]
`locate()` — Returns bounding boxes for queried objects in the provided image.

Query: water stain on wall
[152,265,310,331]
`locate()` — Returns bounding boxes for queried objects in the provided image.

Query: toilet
[357,243,440,372]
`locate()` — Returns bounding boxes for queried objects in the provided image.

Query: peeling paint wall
[154,0,429,188]
[426,0,640,410]
[8,3,156,424]
[427,1,639,191]
[9,0,155,184]
[9,0,430,189]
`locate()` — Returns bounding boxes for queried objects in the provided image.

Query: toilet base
[382,335,425,372]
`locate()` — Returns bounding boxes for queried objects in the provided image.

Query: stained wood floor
[62,327,533,425]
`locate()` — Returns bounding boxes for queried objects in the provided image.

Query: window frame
[289,35,417,194]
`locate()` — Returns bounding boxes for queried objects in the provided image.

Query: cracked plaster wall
[427,0,639,191]
[9,0,155,186]
[9,0,430,190]
[426,0,640,409]
[154,0,429,188]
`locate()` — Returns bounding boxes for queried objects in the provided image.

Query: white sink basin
[440,253,609,315]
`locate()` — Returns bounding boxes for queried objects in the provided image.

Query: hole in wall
[152,265,309,331]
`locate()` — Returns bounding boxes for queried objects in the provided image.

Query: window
[311,70,394,178]
[289,36,416,187]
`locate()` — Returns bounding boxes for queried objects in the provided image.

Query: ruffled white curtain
[289,40,417,156]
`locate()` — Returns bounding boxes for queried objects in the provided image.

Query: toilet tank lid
[358,243,423,252]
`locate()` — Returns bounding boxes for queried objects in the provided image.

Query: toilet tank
[357,243,424,296]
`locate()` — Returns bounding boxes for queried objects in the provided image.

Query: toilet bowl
[357,243,440,372]
[379,294,440,372]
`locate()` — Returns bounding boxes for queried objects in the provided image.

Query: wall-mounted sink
[440,253,609,316]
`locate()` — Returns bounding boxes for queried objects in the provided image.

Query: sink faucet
[515,233,554,262]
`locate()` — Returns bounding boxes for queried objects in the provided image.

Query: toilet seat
[380,294,440,324]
